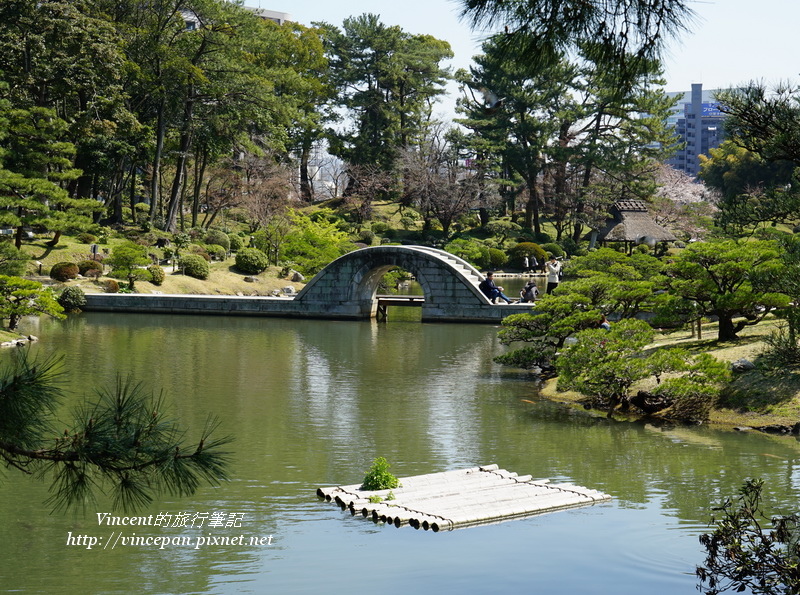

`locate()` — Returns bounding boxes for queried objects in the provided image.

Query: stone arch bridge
[83,246,531,323]
[293,246,528,322]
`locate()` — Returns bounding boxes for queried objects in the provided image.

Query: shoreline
[532,317,800,434]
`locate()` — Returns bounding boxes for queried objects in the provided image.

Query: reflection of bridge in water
[83,246,532,323]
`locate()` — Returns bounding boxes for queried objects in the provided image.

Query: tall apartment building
[664,83,726,177]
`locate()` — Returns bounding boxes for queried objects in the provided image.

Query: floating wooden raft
[316,464,611,532]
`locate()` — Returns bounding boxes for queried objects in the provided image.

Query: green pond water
[1,310,799,594]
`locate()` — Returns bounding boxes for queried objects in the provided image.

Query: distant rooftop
[614,199,649,212]
[244,7,291,25]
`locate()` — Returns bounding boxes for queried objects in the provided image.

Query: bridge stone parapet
[82,246,532,323]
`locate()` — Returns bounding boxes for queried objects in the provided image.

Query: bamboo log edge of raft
[316,464,612,531]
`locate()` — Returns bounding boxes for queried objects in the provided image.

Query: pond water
[1,312,799,594]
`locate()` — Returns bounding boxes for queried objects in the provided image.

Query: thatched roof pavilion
[594,200,676,253]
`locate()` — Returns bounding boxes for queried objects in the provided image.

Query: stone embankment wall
[83,246,533,323]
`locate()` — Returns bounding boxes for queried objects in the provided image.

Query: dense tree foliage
[106,240,150,289]
[318,14,453,192]
[699,141,798,232]
[750,234,800,365]
[557,318,729,420]
[0,96,100,247]
[0,0,329,232]
[0,276,63,330]
[457,35,677,240]
[664,239,789,341]
[495,248,666,370]
[717,83,800,166]
[455,40,574,235]
[279,210,356,276]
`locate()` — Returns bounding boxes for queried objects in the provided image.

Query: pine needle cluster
[0,351,231,512]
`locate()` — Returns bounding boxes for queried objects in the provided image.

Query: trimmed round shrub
[50,262,79,281]
[206,244,227,261]
[178,254,209,280]
[541,242,565,258]
[488,247,508,269]
[204,229,230,252]
[358,229,375,245]
[58,286,86,312]
[76,232,97,244]
[228,233,243,252]
[77,260,103,275]
[147,264,165,286]
[122,269,153,282]
[235,247,269,275]
[103,279,119,293]
[371,221,391,234]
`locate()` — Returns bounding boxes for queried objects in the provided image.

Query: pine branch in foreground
[0,351,232,513]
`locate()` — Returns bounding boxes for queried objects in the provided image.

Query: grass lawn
[18,234,304,296]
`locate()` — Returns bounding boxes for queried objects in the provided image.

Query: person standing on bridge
[479,272,514,304]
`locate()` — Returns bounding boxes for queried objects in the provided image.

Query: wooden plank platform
[376,294,425,306]
[375,294,425,321]
[316,464,611,531]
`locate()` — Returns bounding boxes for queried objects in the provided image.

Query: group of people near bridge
[479,256,562,304]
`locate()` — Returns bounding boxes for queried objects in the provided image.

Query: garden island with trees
[2,1,800,591]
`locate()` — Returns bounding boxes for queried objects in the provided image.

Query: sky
[247,0,800,114]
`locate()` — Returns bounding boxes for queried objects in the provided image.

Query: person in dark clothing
[479,272,514,304]
[519,279,539,303]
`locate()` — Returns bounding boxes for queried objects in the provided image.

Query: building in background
[183,6,291,30]
[245,7,290,25]
[665,83,726,177]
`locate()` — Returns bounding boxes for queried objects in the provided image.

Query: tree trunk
[299,138,313,202]
[718,316,739,341]
[46,230,62,248]
[110,171,123,224]
[149,99,166,226]
[165,85,195,232]
[73,151,94,199]
[525,178,541,236]
[191,148,207,228]
[572,116,602,243]
[129,166,137,225]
